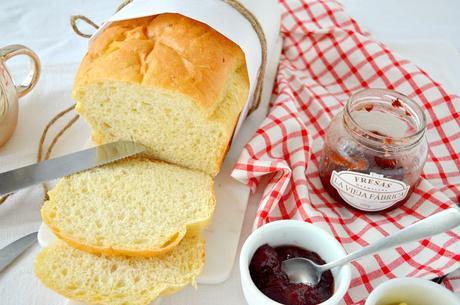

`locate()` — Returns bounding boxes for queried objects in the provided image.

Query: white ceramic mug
[365,278,460,305]
[0,44,40,147]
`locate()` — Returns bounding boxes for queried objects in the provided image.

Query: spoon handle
[320,207,460,272]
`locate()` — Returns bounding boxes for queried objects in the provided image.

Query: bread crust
[42,214,213,257]
[73,13,246,117]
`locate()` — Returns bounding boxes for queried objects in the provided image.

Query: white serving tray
[37,36,283,290]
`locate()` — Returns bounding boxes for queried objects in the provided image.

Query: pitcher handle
[0,44,40,98]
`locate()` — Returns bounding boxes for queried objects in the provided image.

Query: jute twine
[69,0,131,37]
[0,0,267,205]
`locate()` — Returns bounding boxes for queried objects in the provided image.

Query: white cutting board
[37,36,283,288]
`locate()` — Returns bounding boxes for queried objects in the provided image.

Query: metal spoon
[281,207,460,286]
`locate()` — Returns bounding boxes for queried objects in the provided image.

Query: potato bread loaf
[73,13,249,176]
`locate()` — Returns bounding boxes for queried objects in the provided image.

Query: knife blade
[0,141,145,195]
[0,232,37,273]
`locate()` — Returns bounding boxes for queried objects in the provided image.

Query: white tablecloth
[0,1,459,305]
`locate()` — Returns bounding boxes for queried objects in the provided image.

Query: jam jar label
[330,171,410,211]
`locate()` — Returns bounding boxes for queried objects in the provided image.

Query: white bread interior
[41,158,215,257]
[35,236,205,305]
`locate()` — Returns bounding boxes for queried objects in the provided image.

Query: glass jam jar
[318,89,428,212]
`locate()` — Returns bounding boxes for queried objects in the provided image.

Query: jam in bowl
[319,89,428,212]
[240,220,351,305]
[249,244,334,305]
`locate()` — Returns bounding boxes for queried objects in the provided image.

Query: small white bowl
[239,220,352,305]
[365,277,460,305]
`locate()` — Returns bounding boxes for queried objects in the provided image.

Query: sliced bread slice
[35,236,205,305]
[41,158,215,257]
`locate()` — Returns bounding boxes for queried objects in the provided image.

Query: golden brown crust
[41,213,208,257]
[73,13,246,117]
[42,212,213,258]
[42,217,185,257]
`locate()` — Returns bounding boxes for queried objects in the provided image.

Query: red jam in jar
[319,89,428,212]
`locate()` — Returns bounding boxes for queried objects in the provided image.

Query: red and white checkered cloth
[231,0,460,303]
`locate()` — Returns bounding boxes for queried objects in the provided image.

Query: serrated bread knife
[0,141,145,196]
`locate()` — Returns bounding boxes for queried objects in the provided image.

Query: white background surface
[0,1,459,305]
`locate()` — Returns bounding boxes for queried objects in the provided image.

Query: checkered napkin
[231,0,460,303]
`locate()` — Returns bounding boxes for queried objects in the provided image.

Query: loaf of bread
[73,13,249,176]
[41,158,215,257]
[35,236,205,305]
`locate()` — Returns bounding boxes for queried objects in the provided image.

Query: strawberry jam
[249,244,334,305]
[318,89,428,212]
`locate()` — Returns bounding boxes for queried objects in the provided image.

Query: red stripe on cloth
[231,0,460,303]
